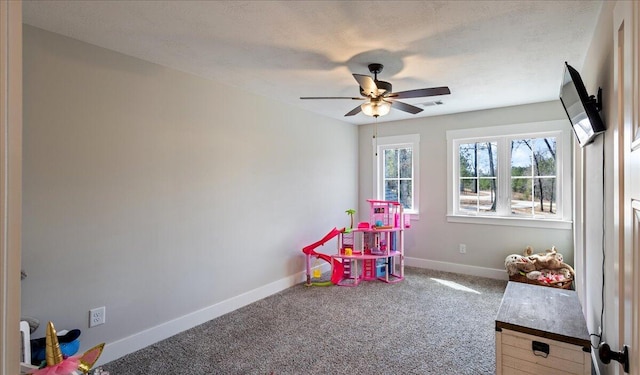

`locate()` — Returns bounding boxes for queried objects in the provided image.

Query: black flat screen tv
[559,62,605,147]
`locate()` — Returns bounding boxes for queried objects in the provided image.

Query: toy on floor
[302,227,344,286]
[28,321,104,375]
[303,199,410,287]
[31,328,81,365]
[312,258,322,279]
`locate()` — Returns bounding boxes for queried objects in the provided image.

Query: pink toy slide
[302,227,344,285]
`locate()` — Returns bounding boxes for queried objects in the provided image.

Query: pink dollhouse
[303,200,410,287]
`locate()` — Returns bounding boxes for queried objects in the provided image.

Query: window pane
[511,177,532,201]
[399,148,412,178]
[385,180,398,202]
[399,180,412,209]
[478,178,496,212]
[477,142,497,177]
[511,140,532,177]
[532,137,556,176]
[459,143,477,177]
[384,149,398,178]
[533,177,556,215]
[459,179,477,213]
[511,178,533,216]
[511,137,557,178]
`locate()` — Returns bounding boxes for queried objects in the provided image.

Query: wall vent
[421,100,444,107]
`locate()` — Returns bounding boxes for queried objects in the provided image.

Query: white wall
[21,25,358,363]
[358,101,573,278]
[577,1,618,374]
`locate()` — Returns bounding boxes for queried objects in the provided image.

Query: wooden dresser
[495,281,591,375]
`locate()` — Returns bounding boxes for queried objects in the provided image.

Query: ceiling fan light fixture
[300,62,450,118]
[361,100,391,117]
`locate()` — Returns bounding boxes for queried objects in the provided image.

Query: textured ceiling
[22,1,603,125]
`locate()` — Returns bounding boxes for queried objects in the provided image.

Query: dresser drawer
[496,329,591,375]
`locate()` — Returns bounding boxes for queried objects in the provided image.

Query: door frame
[613,1,639,374]
[0,1,22,374]
[629,1,640,373]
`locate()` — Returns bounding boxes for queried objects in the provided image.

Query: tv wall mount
[589,87,603,112]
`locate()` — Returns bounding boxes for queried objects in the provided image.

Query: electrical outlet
[89,306,106,328]
[459,244,467,254]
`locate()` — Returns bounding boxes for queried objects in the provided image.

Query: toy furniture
[495,282,591,374]
[303,200,410,287]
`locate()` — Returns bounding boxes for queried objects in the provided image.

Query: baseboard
[405,257,508,280]
[96,268,313,366]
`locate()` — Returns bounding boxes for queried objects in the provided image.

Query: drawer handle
[532,341,549,358]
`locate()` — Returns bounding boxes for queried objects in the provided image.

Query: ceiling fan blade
[353,74,378,97]
[300,96,364,100]
[389,86,451,99]
[390,100,423,114]
[344,105,362,117]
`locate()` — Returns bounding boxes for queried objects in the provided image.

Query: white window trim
[446,120,572,229]
[373,134,420,217]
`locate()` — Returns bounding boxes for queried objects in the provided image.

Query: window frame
[373,134,420,216]
[446,121,572,229]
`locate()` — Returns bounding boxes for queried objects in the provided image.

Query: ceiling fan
[301,63,451,118]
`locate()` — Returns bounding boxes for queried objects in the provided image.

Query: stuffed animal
[526,246,576,277]
[557,267,572,280]
[504,254,536,276]
[525,270,542,280]
[523,246,534,256]
[523,245,559,258]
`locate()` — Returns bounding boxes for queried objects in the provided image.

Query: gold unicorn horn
[45,321,64,366]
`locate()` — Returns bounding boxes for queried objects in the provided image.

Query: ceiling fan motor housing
[362,63,392,96]
[360,80,392,97]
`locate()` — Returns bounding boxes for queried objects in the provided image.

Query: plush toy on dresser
[504,246,574,288]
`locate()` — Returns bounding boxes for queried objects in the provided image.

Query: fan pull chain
[374,118,378,157]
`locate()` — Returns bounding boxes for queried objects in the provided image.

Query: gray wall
[358,101,574,276]
[21,25,358,362]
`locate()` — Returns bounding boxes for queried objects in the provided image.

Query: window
[458,141,498,214]
[374,134,420,215]
[510,138,558,217]
[447,121,572,228]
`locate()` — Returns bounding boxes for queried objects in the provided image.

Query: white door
[614,1,639,374]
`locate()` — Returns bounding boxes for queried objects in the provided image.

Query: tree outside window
[511,137,557,217]
[459,142,497,214]
[384,147,412,210]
